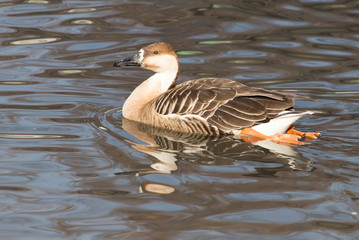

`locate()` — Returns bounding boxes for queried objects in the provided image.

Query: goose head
[114,42,179,74]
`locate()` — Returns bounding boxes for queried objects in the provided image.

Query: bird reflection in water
[115,117,314,194]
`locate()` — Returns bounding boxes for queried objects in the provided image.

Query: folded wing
[154,78,298,133]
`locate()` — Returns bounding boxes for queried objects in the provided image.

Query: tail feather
[252,111,313,136]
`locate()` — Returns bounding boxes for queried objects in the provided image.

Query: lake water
[0,0,358,239]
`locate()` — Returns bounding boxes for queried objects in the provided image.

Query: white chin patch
[138,49,144,62]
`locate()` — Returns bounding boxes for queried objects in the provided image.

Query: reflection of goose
[121,118,313,173]
[114,42,319,144]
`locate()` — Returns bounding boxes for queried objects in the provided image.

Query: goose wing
[154,78,297,132]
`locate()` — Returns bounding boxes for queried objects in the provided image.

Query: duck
[113,42,320,144]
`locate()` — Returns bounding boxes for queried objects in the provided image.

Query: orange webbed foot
[268,133,309,146]
[303,132,321,140]
[240,127,311,146]
[286,125,320,140]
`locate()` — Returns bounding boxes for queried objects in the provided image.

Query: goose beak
[113,54,142,67]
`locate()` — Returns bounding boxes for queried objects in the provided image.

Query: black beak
[113,54,142,67]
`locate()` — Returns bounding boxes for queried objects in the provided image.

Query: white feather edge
[252,110,313,136]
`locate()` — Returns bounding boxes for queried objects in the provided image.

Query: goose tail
[252,111,313,136]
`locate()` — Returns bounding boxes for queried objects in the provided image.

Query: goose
[113,42,320,143]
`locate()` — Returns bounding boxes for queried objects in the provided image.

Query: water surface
[0,0,358,239]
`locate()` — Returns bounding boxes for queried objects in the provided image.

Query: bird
[113,42,320,144]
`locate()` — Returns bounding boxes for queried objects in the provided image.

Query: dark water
[0,0,358,239]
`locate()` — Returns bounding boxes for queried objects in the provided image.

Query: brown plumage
[153,77,301,134]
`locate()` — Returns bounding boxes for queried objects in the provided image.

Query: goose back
[137,78,299,134]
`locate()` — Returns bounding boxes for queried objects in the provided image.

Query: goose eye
[153,51,158,55]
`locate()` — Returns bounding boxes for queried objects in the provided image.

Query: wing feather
[153,77,310,132]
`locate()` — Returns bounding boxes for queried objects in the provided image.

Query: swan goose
[113,42,320,143]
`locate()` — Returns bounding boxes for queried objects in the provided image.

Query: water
[0,0,358,239]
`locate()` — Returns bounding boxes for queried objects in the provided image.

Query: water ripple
[0,0,358,239]
[307,36,359,48]
[10,37,60,45]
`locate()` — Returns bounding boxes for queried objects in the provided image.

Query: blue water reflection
[0,0,358,239]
